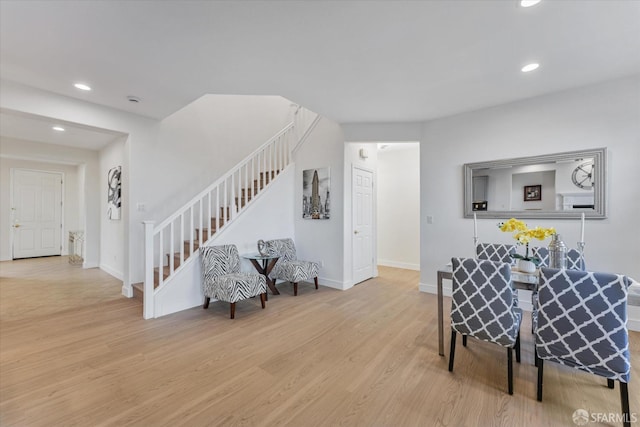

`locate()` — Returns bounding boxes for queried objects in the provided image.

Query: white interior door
[352,166,374,284]
[12,169,63,259]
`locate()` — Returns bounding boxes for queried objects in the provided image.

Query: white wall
[342,122,422,142]
[144,95,294,223]
[0,153,80,260]
[0,137,99,265]
[294,117,346,289]
[377,144,420,270]
[419,76,640,293]
[99,137,126,279]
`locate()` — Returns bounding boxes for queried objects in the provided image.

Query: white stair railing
[142,109,316,319]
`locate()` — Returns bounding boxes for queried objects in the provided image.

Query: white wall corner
[100,262,123,281]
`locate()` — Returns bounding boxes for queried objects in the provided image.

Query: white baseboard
[378,259,420,271]
[419,282,450,297]
[319,276,351,291]
[83,261,99,269]
[121,285,133,298]
[100,263,123,281]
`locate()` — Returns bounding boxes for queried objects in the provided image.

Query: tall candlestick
[580,212,585,242]
[473,212,478,239]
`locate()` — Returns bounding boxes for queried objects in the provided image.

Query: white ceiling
[0,110,124,150]
[1,0,639,129]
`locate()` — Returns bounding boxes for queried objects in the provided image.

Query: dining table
[436,264,538,357]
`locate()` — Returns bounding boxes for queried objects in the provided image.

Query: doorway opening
[347,141,420,287]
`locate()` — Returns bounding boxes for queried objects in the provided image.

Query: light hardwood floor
[1,257,638,426]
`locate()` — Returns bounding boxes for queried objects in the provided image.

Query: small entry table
[242,253,280,299]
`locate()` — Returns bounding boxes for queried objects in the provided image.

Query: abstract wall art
[107,165,122,220]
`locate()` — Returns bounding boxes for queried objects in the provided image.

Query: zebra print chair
[449,257,522,395]
[264,238,319,296]
[535,267,631,426]
[530,247,586,333]
[200,245,267,319]
[476,243,517,265]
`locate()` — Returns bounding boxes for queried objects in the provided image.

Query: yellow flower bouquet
[498,218,556,265]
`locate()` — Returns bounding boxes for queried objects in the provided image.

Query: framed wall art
[107,165,122,220]
[524,184,541,202]
[302,167,330,219]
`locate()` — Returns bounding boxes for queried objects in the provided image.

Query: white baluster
[223,179,228,223]
[169,222,174,274]
[158,228,164,289]
[180,213,184,265]
[189,206,194,257]
[207,192,212,242]
[251,157,255,199]
[244,163,248,207]
[143,221,155,319]
[216,186,220,228]
[198,198,203,247]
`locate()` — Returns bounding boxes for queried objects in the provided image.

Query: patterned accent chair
[476,243,516,265]
[449,257,522,395]
[531,247,586,271]
[200,245,267,319]
[530,247,586,333]
[264,238,319,296]
[535,267,631,426]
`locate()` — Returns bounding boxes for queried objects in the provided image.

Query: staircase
[134,171,276,294]
[138,108,319,319]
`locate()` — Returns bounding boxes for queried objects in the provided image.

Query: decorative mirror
[463,148,607,219]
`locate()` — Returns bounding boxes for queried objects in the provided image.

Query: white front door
[352,166,374,284]
[12,169,63,259]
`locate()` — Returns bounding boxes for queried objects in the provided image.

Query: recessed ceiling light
[521,63,540,72]
[52,126,65,132]
[74,83,91,91]
[520,0,541,7]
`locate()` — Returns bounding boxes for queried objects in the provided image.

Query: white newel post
[143,220,155,319]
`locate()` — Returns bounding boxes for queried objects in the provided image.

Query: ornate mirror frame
[463,148,607,219]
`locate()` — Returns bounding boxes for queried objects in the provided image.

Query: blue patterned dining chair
[449,257,522,395]
[264,238,319,296]
[200,245,267,319]
[530,247,586,333]
[476,243,517,265]
[535,267,632,427]
[531,247,586,271]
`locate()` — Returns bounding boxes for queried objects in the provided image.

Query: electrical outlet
[320,260,325,268]
[427,215,434,224]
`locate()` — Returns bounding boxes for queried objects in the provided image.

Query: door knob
[354,230,359,234]
[13,224,20,228]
